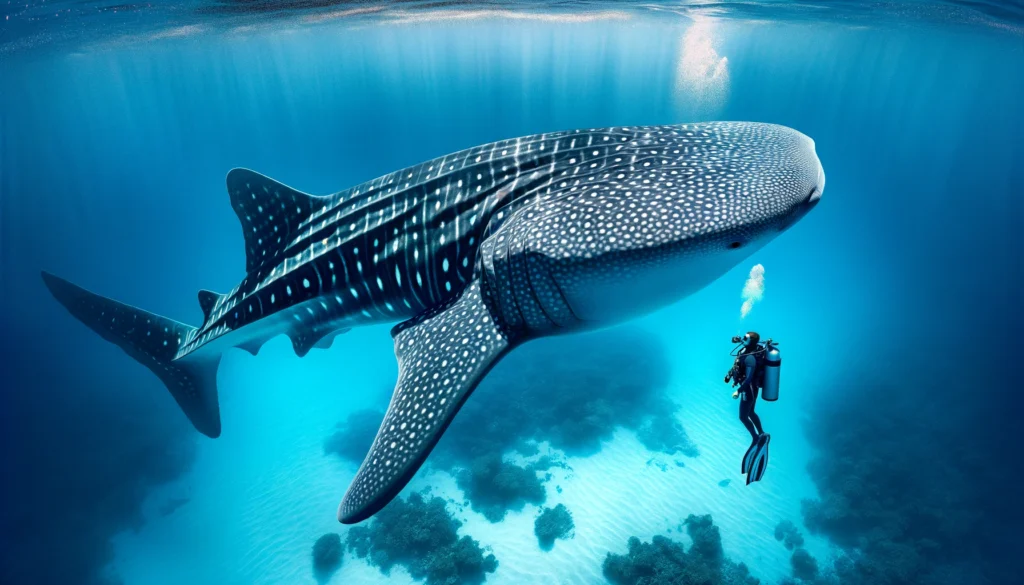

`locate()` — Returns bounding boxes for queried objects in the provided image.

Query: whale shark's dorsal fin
[337,279,515,524]
[226,168,324,276]
[197,289,223,324]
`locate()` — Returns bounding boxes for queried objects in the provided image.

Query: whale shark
[42,122,824,524]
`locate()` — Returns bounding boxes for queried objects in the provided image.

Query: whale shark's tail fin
[41,271,222,438]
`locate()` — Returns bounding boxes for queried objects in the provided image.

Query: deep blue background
[1,12,1021,585]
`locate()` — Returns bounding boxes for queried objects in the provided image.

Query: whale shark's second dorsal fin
[337,279,516,524]
[226,168,324,276]
[197,289,224,324]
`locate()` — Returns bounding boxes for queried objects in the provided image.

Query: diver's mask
[731,333,756,347]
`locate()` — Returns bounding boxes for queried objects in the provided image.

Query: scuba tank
[761,341,781,401]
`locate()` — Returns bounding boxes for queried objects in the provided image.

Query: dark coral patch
[603,514,758,585]
[346,492,498,585]
[455,454,546,522]
[534,504,575,551]
[312,533,343,582]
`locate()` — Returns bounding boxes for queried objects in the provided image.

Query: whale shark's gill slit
[524,253,564,329]
[546,267,583,325]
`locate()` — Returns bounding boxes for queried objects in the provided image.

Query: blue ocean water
[1,3,1022,585]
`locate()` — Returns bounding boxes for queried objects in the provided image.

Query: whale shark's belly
[549,238,761,323]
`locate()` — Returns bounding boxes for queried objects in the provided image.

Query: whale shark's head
[703,122,824,249]
[506,122,826,327]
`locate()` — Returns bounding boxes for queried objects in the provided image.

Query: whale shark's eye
[728,241,743,250]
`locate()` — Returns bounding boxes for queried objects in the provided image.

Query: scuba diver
[724,332,781,485]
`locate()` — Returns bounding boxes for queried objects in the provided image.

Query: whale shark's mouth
[774,187,821,233]
[807,186,820,203]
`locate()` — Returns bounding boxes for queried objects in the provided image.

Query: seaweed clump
[534,504,575,550]
[312,533,343,582]
[603,514,759,585]
[455,454,546,522]
[346,492,498,585]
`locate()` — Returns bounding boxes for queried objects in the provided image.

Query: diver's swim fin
[741,437,759,475]
[745,433,771,485]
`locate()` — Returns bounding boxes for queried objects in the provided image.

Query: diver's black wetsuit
[737,351,764,440]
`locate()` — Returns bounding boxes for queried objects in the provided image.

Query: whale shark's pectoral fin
[338,280,512,524]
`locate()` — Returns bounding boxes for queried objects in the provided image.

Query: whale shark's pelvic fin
[226,168,326,276]
[338,279,513,524]
[314,328,350,350]
[237,341,262,356]
[290,327,351,358]
[41,271,223,438]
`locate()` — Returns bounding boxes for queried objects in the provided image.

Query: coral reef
[682,514,724,565]
[774,520,805,551]
[158,496,191,517]
[790,548,819,582]
[437,328,692,461]
[603,514,759,585]
[346,492,498,585]
[534,504,575,550]
[455,454,546,522]
[0,329,196,585]
[636,414,700,457]
[800,378,1019,585]
[437,329,695,521]
[312,533,343,582]
[328,329,697,526]
[323,408,385,463]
